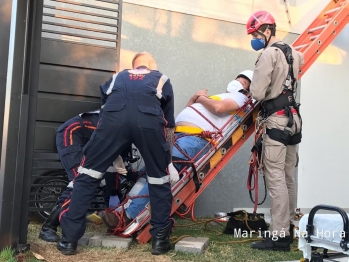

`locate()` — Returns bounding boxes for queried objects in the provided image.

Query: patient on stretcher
[97,70,254,230]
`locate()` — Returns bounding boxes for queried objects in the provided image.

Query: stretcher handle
[306,204,349,251]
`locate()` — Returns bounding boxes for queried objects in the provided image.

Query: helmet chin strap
[257,25,272,48]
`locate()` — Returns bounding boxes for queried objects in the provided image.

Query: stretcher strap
[173,156,201,193]
[188,105,220,131]
[109,193,150,237]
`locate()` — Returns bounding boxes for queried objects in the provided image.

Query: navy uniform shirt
[100,68,175,128]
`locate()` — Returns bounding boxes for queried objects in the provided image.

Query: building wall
[123,0,328,34]
[298,25,349,212]
[120,3,299,216]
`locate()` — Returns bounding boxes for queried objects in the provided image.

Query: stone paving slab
[78,232,132,249]
[101,236,132,249]
[175,237,209,254]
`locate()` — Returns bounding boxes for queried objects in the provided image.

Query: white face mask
[226,80,243,93]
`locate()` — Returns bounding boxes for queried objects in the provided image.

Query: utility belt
[260,90,302,146]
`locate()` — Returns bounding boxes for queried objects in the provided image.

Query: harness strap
[266,107,294,146]
[261,89,296,117]
[172,156,201,193]
[271,43,296,91]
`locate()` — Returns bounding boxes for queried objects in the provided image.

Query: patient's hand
[194,89,208,99]
[187,89,208,107]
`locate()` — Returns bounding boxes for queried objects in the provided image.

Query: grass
[170,218,303,262]
[17,213,305,262]
[0,247,17,262]
[0,246,42,262]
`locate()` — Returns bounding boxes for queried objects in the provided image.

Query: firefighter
[57,52,177,256]
[246,10,304,251]
[38,110,99,242]
[38,110,134,242]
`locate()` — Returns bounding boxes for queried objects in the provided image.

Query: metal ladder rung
[310,35,319,41]
[294,43,310,50]
[324,6,341,16]
[308,24,327,33]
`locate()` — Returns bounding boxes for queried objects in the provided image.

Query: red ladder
[293,0,349,78]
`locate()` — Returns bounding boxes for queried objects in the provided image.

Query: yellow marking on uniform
[210,150,223,167]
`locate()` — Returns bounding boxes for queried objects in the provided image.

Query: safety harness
[260,43,302,146]
[248,43,303,213]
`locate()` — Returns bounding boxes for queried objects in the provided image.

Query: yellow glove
[113,156,127,175]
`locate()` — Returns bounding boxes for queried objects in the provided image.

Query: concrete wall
[298,25,349,213]
[120,3,299,216]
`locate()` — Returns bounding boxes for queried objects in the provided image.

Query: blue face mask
[251,38,265,51]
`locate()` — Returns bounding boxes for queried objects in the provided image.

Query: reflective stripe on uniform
[67,181,74,188]
[106,73,119,95]
[100,179,106,187]
[147,175,170,185]
[78,166,103,179]
[106,166,117,172]
[155,74,168,99]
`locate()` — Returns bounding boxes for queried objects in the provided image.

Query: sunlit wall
[120,1,349,215]
[298,25,349,212]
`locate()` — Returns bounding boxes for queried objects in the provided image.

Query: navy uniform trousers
[56,113,123,205]
[56,114,98,204]
[60,91,172,242]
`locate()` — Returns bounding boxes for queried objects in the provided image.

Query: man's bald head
[132,51,157,70]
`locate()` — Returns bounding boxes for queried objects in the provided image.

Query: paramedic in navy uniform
[58,52,178,256]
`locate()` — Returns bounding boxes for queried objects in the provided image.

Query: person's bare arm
[186,89,208,107]
[195,95,240,114]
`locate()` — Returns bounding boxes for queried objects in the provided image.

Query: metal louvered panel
[42,0,120,48]
[35,0,122,152]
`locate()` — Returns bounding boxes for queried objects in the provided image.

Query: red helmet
[246,10,275,34]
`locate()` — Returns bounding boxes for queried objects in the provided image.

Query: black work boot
[57,237,77,255]
[251,236,291,251]
[151,221,174,255]
[39,204,61,242]
[290,224,295,244]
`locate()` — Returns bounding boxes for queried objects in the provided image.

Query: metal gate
[29,0,123,219]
